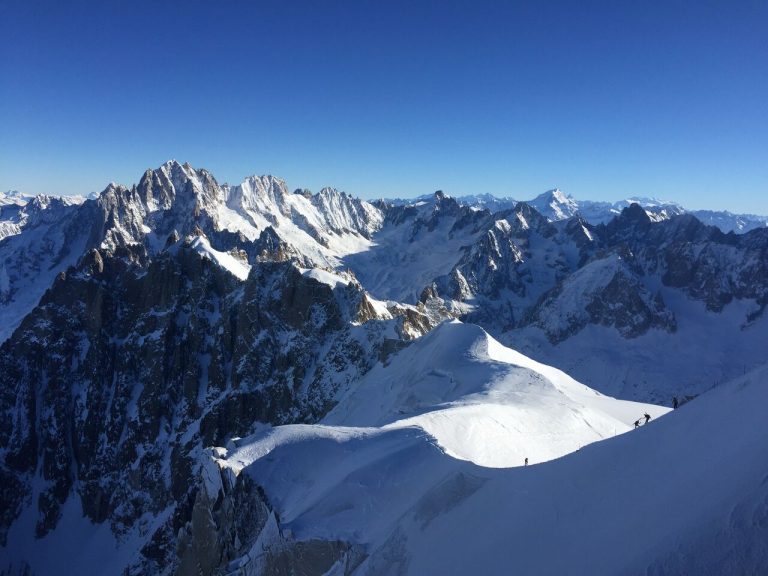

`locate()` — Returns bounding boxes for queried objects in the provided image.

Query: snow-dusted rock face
[0,162,385,344]
[419,201,768,400]
[525,253,677,342]
[0,196,94,342]
[0,162,430,574]
[425,202,581,328]
[601,206,768,312]
[343,191,493,302]
[0,238,433,573]
[0,191,89,242]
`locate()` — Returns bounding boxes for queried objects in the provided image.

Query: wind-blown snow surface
[216,338,768,575]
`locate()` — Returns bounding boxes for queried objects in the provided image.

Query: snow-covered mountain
[527,188,581,220]
[2,161,767,575]
[409,188,767,233]
[3,163,766,395]
[0,161,385,342]
[0,190,32,207]
[690,208,768,233]
[343,191,492,302]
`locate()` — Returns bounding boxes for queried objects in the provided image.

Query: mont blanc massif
[1,161,767,576]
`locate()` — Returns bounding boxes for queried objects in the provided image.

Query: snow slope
[320,321,666,467]
[215,338,768,576]
[386,362,768,576]
[187,235,251,280]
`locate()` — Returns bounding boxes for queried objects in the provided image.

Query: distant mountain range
[385,188,768,233]
[5,186,767,237]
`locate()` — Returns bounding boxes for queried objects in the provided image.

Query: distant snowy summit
[386,188,767,233]
[0,189,94,207]
[0,190,31,206]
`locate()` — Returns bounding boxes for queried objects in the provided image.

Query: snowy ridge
[206,329,768,575]
[221,321,666,471]
[322,321,667,467]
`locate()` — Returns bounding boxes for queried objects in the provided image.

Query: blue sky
[1,0,766,213]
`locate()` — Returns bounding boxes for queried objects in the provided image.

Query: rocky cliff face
[423,203,595,331]
[423,203,768,340]
[601,207,768,313]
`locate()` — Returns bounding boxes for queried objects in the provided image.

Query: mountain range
[385,187,768,232]
[1,161,767,575]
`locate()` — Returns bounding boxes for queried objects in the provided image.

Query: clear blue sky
[1,0,767,213]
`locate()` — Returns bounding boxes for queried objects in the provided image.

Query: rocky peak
[409,192,475,238]
[310,186,383,237]
[601,202,653,245]
[504,201,556,236]
[529,188,580,221]
[619,202,652,224]
[135,161,223,216]
[230,174,290,216]
[432,190,460,213]
[254,225,307,264]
